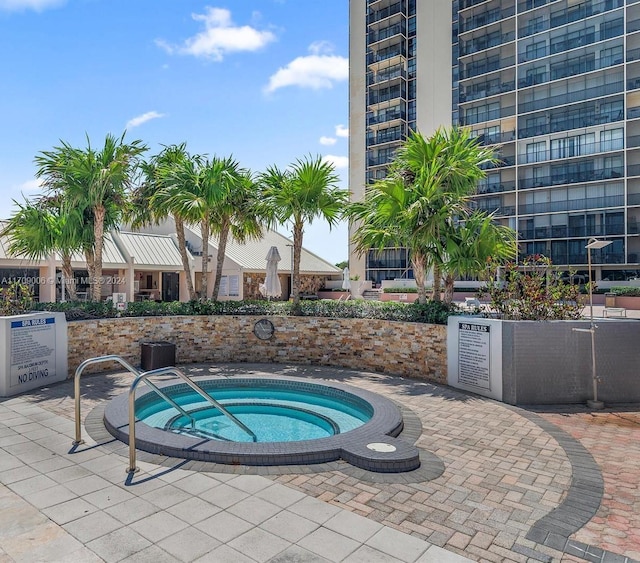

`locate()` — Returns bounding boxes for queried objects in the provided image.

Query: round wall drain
[366,442,397,453]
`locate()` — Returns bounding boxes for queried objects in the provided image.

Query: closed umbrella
[263,246,282,299]
[342,267,351,291]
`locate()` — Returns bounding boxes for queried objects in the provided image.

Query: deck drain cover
[366,442,397,453]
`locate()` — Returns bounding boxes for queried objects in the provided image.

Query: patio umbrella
[263,246,282,299]
[342,267,351,291]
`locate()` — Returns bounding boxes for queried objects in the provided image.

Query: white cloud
[126,111,165,130]
[319,136,337,146]
[0,0,64,11]
[264,42,348,93]
[156,7,276,61]
[18,178,43,192]
[335,124,349,138]
[322,155,348,170]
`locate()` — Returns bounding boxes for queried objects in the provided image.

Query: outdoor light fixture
[574,237,612,410]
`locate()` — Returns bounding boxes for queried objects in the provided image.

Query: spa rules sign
[0,312,68,397]
[447,317,503,401]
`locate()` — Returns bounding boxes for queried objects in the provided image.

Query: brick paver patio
[2,362,639,562]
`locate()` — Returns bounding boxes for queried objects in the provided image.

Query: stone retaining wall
[68,316,448,384]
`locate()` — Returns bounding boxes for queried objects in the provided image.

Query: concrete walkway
[1,363,639,562]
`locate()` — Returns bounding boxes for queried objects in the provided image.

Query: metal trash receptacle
[140,342,176,371]
[604,292,616,308]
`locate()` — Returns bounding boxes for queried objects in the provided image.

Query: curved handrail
[73,355,140,445]
[127,366,258,473]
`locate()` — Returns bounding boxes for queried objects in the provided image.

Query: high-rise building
[349,0,640,285]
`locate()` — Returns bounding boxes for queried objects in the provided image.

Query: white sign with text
[447,317,503,401]
[0,312,68,397]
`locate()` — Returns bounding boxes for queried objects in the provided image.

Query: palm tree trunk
[432,264,442,302]
[443,273,455,304]
[292,221,304,314]
[412,252,428,305]
[174,216,196,300]
[200,219,210,300]
[92,205,106,302]
[61,254,77,300]
[85,249,95,299]
[211,218,230,301]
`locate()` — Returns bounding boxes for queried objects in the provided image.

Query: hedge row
[34,299,455,325]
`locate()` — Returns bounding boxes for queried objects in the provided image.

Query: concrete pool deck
[1,363,639,562]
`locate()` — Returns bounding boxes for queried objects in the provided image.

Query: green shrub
[479,255,584,320]
[0,281,35,315]
[34,298,455,325]
[607,286,640,297]
[383,287,419,293]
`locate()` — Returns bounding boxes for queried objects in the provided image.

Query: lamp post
[575,237,612,409]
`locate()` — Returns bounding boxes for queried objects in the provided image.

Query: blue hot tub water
[136,387,372,443]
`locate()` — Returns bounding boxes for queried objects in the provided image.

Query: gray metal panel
[500,319,640,405]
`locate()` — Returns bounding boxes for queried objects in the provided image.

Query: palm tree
[349,127,508,304]
[161,154,251,300]
[0,197,85,300]
[260,156,348,311]
[442,212,517,303]
[209,169,264,301]
[35,133,147,301]
[131,144,197,301]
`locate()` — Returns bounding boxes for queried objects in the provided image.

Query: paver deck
[1,362,639,563]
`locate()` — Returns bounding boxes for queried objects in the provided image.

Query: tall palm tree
[349,127,507,304]
[161,155,248,300]
[131,144,197,301]
[260,155,348,311]
[0,197,90,301]
[35,133,147,301]
[210,169,264,301]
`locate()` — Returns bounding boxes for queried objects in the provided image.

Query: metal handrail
[73,355,141,445]
[127,366,258,473]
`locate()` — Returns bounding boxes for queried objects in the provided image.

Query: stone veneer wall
[68,316,447,384]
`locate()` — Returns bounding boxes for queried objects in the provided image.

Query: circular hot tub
[103,376,420,473]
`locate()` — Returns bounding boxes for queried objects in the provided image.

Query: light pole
[574,237,612,409]
[286,243,293,300]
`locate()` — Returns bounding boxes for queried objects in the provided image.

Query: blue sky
[0,0,349,265]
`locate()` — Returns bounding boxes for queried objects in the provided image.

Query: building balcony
[460,104,515,125]
[459,30,515,56]
[368,108,406,126]
[476,180,516,193]
[459,80,515,103]
[459,55,516,80]
[473,131,516,145]
[367,65,407,86]
[517,139,624,164]
[519,167,624,189]
[519,226,625,240]
[518,194,625,215]
[518,81,624,114]
[459,5,515,34]
[518,109,624,138]
[368,21,407,45]
[367,0,405,26]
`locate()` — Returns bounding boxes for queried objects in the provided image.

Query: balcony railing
[368,108,407,126]
[518,110,623,138]
[461,105,516,125]
[476,181,516,194]
[367,1,405,25]
[367,65,407,86]
[519,0,624,38]
[459,55,516,80]
[368,21,407,44]
[628,164,640,176]
[367,45,407,65]
[518,194,625,215]
[367,129,405,146]
[519,167,624,189]
[474,131,516,145]
[480,155,516,169]
[459,5,515,33]
[460,31,515,56]
[460,80,515,103]
[518,82,624,114]
[368,86,406,105]
[517,139,624,164]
